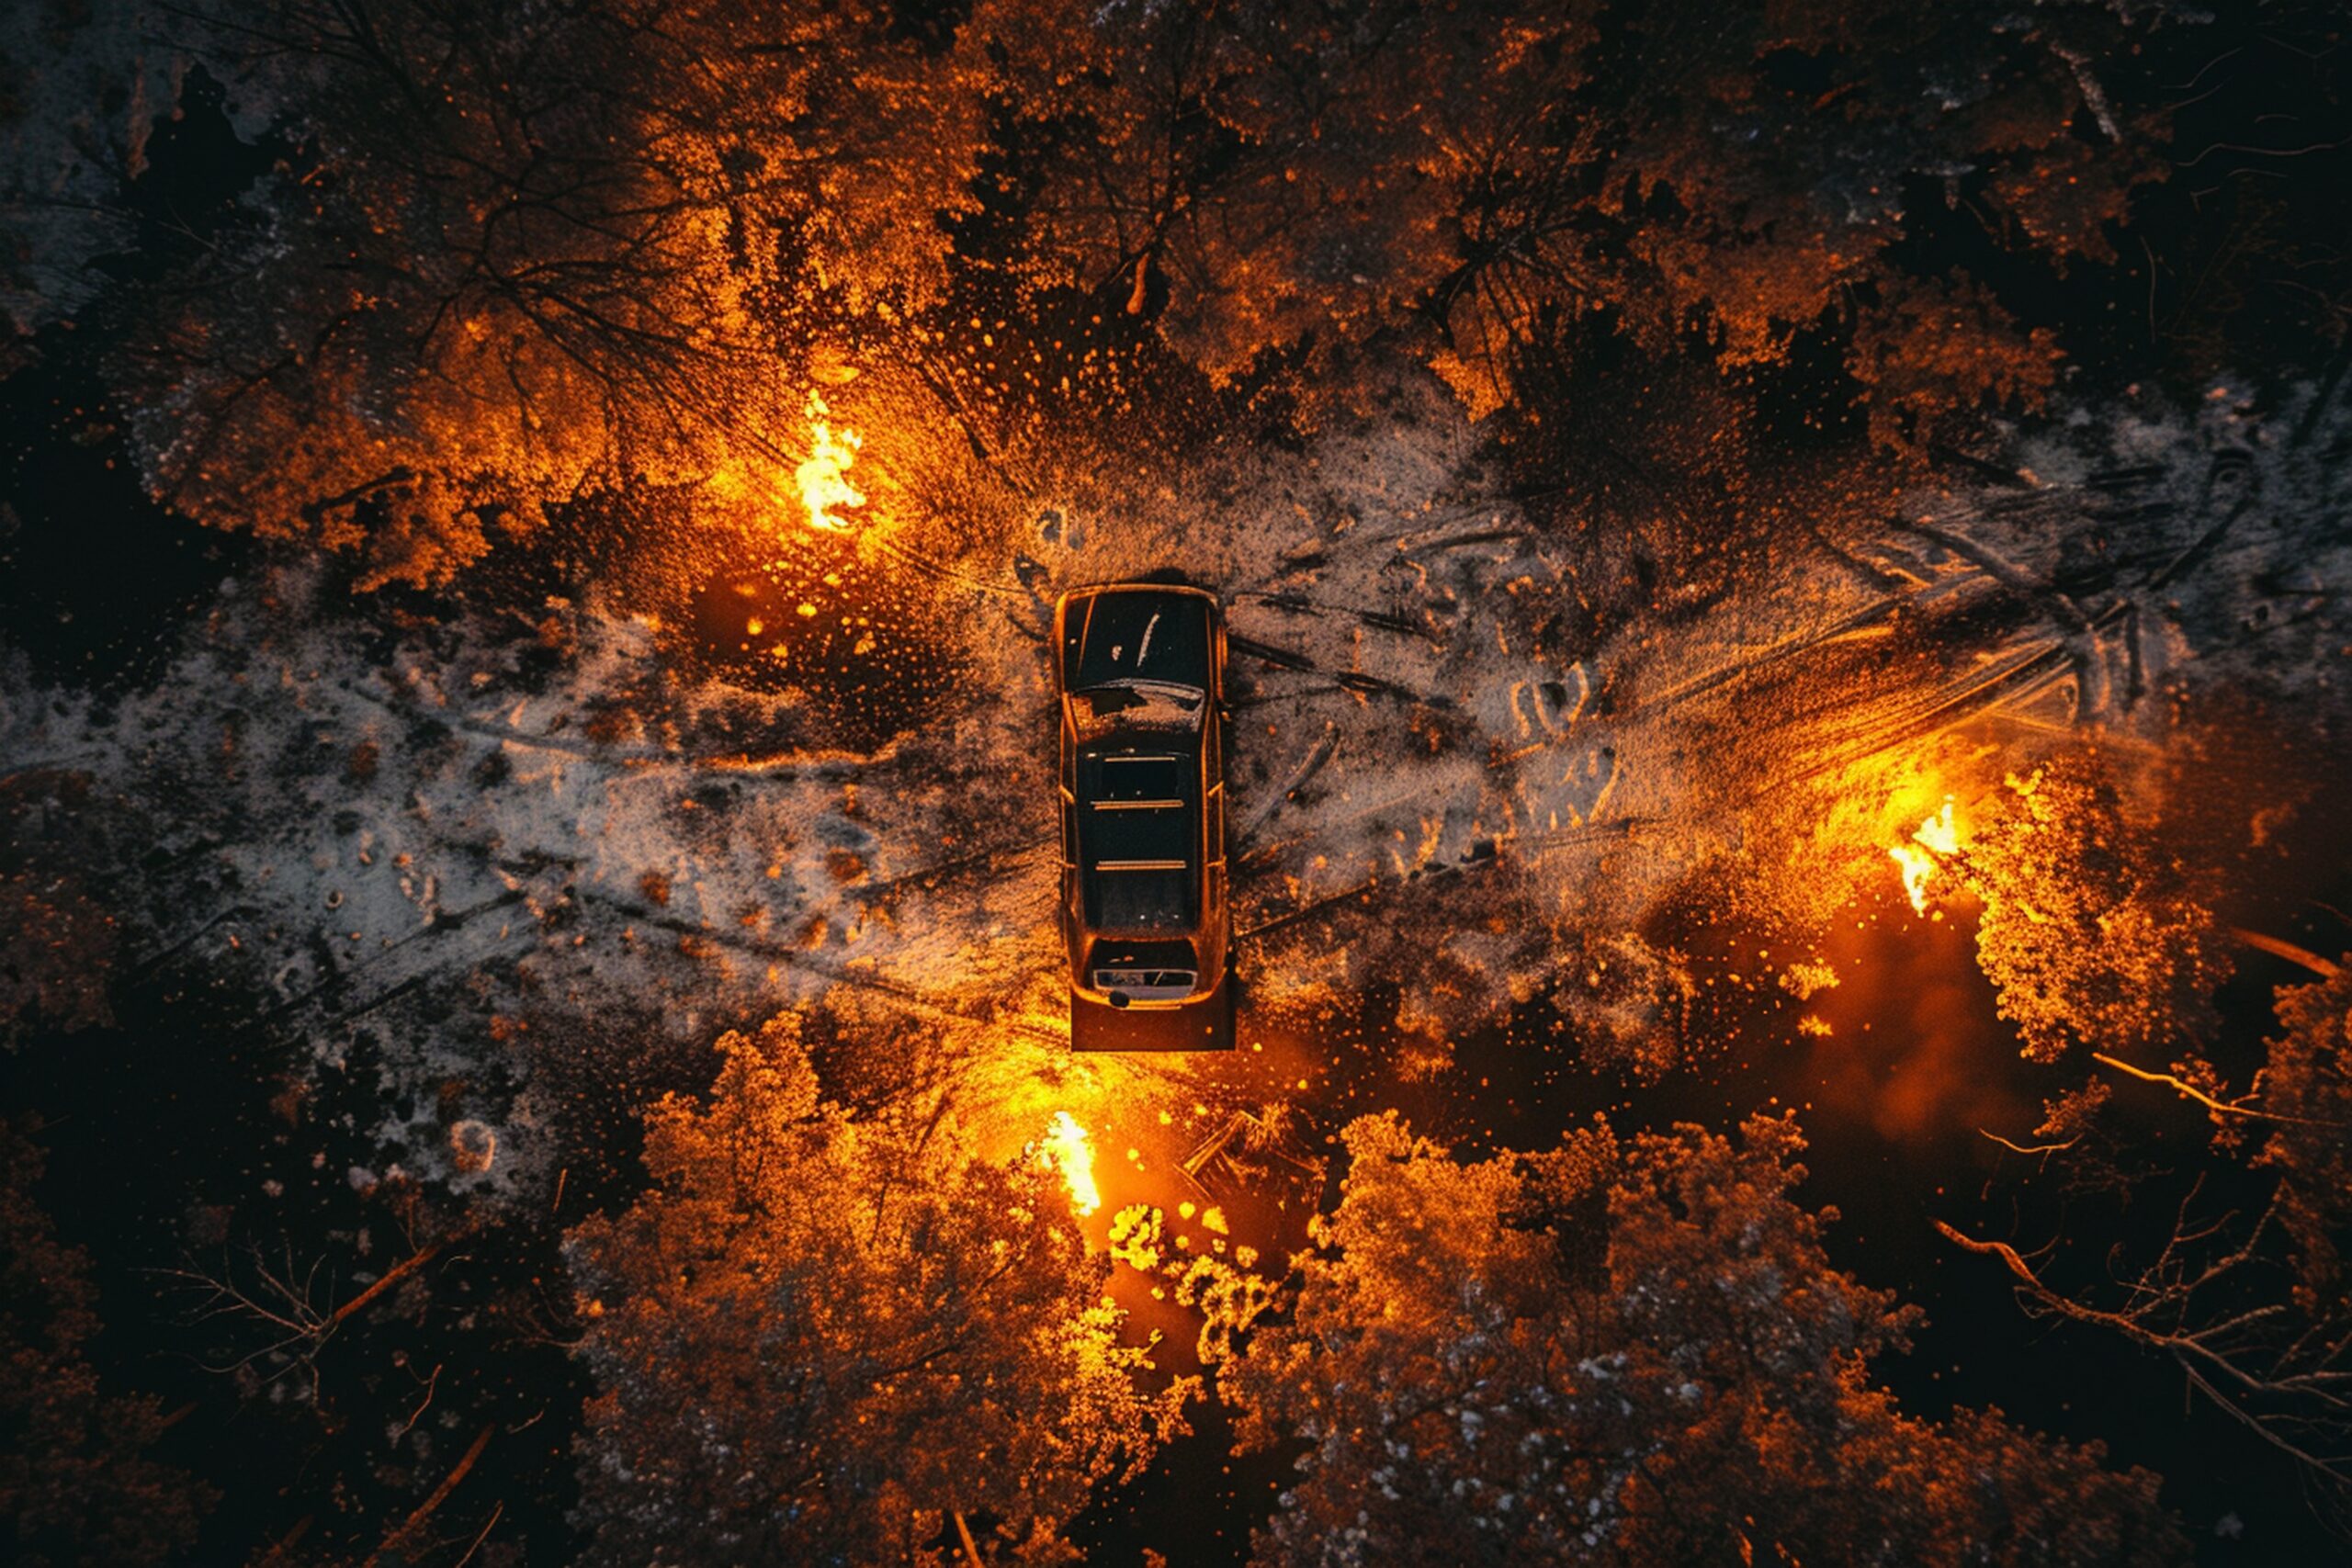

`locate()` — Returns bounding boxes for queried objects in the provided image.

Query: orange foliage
[1950,756,2230,1064]
[1222,1111,2188,1565]
[567,1016,1185,1563]
[1852,276,2064,452]
[121,0,989,586]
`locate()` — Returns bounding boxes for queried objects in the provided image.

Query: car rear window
[1091,939,1197,969]
[1085,864,1195,931]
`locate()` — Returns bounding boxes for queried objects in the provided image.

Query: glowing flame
[1890,797,1960,914]
[1038,1111,1101,1217]
[795,392,865,532]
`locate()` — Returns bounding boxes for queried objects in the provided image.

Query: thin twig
[451,1501,504,1568]
[1977,1127,2079,1160]
[396,1362,442,1438]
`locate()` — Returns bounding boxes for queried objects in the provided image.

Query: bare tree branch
[2093,1052,2349,1127]
[1938,1205,2352,1498]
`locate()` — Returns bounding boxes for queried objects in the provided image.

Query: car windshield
[1062,593,1212,691]
[1070,680,1204,739]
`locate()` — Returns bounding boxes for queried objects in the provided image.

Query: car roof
[1059,588,1214,694]
[1076,745,1199,932]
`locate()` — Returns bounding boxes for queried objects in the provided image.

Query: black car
[1054,584,1227,1008]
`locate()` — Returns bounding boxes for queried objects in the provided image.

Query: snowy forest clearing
[4,2,2350,1563]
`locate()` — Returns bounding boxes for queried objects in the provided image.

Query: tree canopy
[566,1015,1186,1566]
[1221,1111,2190,1566]
[3,0,2219,583]
[0,1122,211,1567]
[1951,756,2229,1064]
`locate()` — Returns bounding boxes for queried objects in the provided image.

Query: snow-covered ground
[6,356,2345,1198]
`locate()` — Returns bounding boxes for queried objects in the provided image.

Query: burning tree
[1221,1111,2188,1565]
[1948,755,2230,1064]
[94,0,988,586]
[566,1015,1186,1565]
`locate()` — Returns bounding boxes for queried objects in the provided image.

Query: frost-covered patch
[3,557,1076,1193]
[1961,378,2352,726]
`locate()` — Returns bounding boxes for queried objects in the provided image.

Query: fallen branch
[250,1514,313,1568]
[161,1224,469,1402]
[329,1235,448,1332]
[360,1424,493,1568]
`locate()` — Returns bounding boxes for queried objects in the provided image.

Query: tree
[1435,0,2173,438]
[1221,1111,2188,1566]
[0,871,115,1050]
[28,0,2200,597]
[104,0,989,586]
[2254,960,2352,1324]
[968,0,1596,384]
[1949,754,2230,1065]
[0,772,119,1051]
[972,0,2175,438]
[1942,953,2352,1521]
[0,1121,212,1566]
[566,1014,1185,1566]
